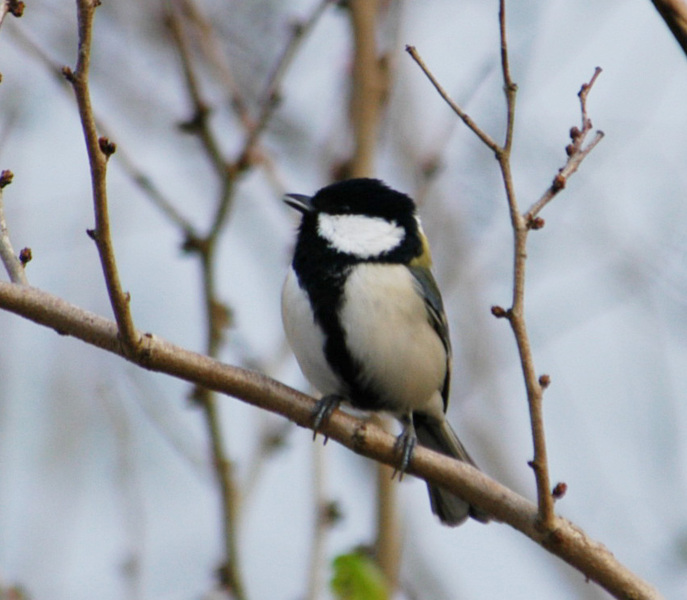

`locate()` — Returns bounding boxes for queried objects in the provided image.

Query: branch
[525,68,604,220]
[0,280,663,600]
[407,4,605,532]
[498,0,517,155]
[651,0,687,57]
[164,5,340,595]
[0,170,28,284]
[167,0,229,177]
[405,45,500,153]
[175,0,253,131]
[348,0,388,178]
[347,0,400,586]
[493,0,554,528]
[10,25,199,241]
[63,0,141,358]
[236,0,334,170]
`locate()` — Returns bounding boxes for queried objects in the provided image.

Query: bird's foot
[311,394,343,443]
[392,416,417,480]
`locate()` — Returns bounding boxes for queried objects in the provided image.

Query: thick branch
[651,0,687,57]
[0,281,663,600]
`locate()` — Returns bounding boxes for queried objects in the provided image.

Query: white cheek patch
[317,214,404,258]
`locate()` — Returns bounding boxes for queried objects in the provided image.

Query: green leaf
[330,552,390,600]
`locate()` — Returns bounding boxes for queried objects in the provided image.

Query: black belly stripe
[292,243,390,410]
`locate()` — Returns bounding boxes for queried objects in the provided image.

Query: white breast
[340,264,447,419]
[281,267,343,396]
[317,213,404,258]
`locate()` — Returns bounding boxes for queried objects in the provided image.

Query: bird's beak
[283,193,314,214]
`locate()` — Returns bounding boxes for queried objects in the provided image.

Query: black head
[312,178,417,219]
[285,178,417,220]
[284,178,424,265]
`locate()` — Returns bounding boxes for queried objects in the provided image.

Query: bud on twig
[19,247,32,266]
[98,137,117,157]
[8,1,25,18]
[552,173,566,192]
[0,170,13,188]
[527,215,545,230]
[61,66,75,82]
[491,305,510,319]
[552,482,568,500]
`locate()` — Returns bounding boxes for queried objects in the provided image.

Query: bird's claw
[392,422,417,480]
[311,394,343,443]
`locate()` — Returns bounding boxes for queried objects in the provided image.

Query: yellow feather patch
[410,230,433,269]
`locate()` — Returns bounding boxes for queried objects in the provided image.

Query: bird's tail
[413,413,490,526]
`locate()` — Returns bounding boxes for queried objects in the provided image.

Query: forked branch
[406,0,604,531]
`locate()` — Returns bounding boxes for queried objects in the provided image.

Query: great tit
[281,178,489,526]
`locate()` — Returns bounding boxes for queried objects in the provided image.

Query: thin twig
[164,6,245,599]
[493,0,554,528]
[208,1,334,239]
[405,45,500,154]
[115,150,200,238]
[173,0,291,199]
[499,0,517,155]
[167,0,229,177]
[202,391,246,600]
[177,0,253,130]
[525,68,605,220]
[0,280,664,600]
[167,5,335,596]
[66,0,141,358]
[0,2,8,31]
[375,455,401,586]
[11,26,199,240]
[237,0,335,169]
[191,238,244,599]
[167,7,240,590]
[305,442,328,600]
[0,171,28,284]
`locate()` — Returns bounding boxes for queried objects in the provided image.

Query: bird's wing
[408,265,452,408]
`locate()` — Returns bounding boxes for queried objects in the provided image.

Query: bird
[281,177,489,526]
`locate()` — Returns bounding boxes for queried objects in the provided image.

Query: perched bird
[281,178,489,526]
